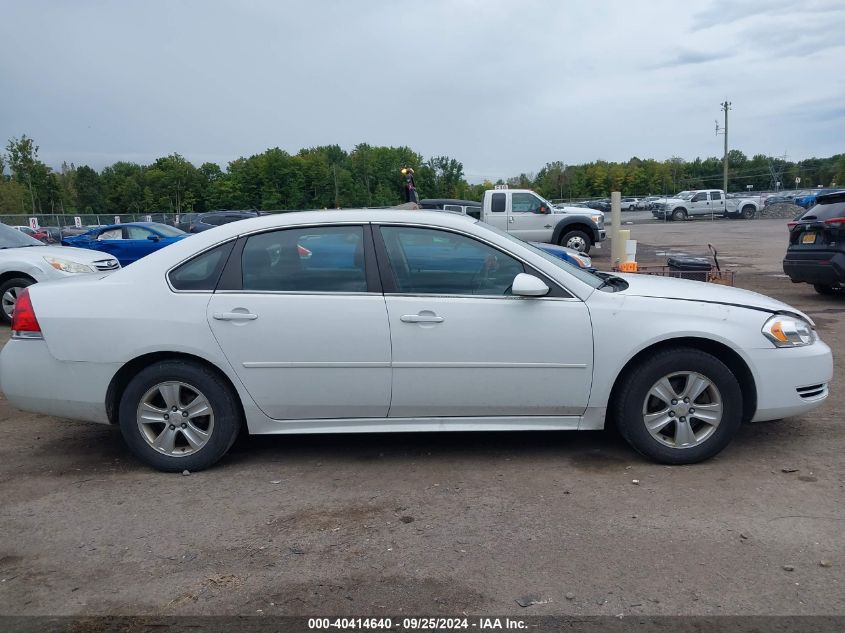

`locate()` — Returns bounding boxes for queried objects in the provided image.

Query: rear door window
[241,226,368,292]
[491,193,506,212]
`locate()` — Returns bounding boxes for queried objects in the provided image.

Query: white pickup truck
[652,189,760,221]
[477,188,606,253]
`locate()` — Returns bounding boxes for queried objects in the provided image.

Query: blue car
[62,222,188,266]
[794,189,844,209]
[530,241,595,271]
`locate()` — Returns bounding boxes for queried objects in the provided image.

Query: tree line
[1,134,843,215]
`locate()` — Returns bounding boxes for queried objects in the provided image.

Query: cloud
[649,49,733,69]
[0,0,842,182]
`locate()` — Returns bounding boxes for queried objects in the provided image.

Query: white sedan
[0,223,120,324]
[0,211,833,471]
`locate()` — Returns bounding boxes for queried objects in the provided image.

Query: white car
[0,223,120,324]
[0,211,833,471]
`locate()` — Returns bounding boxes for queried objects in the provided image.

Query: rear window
[801,201,845,221]
[491,193,506,212]
[169,241,234,291]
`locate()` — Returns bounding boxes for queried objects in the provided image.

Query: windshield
[152,224,186,237]
[675,191,693,200]
[479,222,604,289]
[0,224,44,248]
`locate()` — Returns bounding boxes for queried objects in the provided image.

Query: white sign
[494,184,508,190]
[114,215,121,224]
[144,215,152,222]
[795,177,801,184]
[175,214,181,224]
[74,216,82,228]
[29,217,39,230]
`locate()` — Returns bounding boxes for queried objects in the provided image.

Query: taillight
[787,222,798,229]
[824,217,845,225]
[11,288,43,339]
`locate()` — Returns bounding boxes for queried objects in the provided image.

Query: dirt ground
[0,218,842,617]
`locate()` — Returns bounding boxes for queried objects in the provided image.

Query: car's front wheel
[613,347,743,464]
[118,360,242,472]
[0,276,35,325]
[560,229,591,254]
[671,208,687,222]
[813,284,840,295]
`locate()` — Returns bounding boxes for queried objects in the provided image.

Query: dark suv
[179,210,263,233]
[783,191,845,295]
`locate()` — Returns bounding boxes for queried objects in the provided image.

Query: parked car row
[0,223,120,324]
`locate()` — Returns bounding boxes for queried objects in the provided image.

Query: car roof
[816,190,845,204]
[419,198,481,206]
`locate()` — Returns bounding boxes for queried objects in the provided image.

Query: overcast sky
[1,0,843,182]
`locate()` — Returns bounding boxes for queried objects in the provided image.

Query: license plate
[802,232,816,244]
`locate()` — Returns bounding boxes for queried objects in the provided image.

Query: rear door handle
[213,312,258,321]
[508,216,515,223]
[400,314,444,324]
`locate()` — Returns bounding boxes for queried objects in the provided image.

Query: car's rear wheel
[560,230,591,253]
[813,284,839,295]
[613,347,742,464]
[671,208,687,221]
[0,276,35,325]
[741,205,756,220]
[118,360,241,472]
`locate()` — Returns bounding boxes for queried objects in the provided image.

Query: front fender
[551,217,600,244]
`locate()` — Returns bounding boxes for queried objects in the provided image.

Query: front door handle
[400,314,444,324]
[508,216,515,223]
[213,312,258,321]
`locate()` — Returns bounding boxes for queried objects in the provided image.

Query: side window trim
[372,224,572,299]
[216,224,381,294]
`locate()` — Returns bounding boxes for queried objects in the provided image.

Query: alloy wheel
[2,287,22,319]
[641,371,723,449]
[136,381,215,456]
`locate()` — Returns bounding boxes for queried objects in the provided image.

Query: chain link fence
[0,212,182,229]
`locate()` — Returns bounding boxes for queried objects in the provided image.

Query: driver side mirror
[511,273,549,297]
[539,205,549,214]
[147,235,160,242]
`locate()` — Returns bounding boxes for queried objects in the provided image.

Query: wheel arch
[607,336,757,425]
[105,351,246,426]
[552,219,597,245]
[0,271,37,286]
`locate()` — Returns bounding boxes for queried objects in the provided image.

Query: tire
[118,359,242,472]
[741,205,756,220]
[0,276,35,325]
[560,229,591,254]
[671,208,687,222]
[813,284,838,295]
[613,347,743,464]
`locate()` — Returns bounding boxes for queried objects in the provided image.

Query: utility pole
[716,100,731,193]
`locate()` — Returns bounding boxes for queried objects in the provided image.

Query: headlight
[761,315,817,347]
[590,214,604,225]
[571,253,592,268]
[44,257,94,274]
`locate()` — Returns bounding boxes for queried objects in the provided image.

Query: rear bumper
[0,339,116,424]
[783,250,845,286]
[747,341,833,422]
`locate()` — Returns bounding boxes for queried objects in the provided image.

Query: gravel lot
[0,218,842,617]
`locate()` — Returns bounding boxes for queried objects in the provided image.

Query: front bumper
[783,250,845,287]
[746,341,833,422]
[0,339,117,424]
